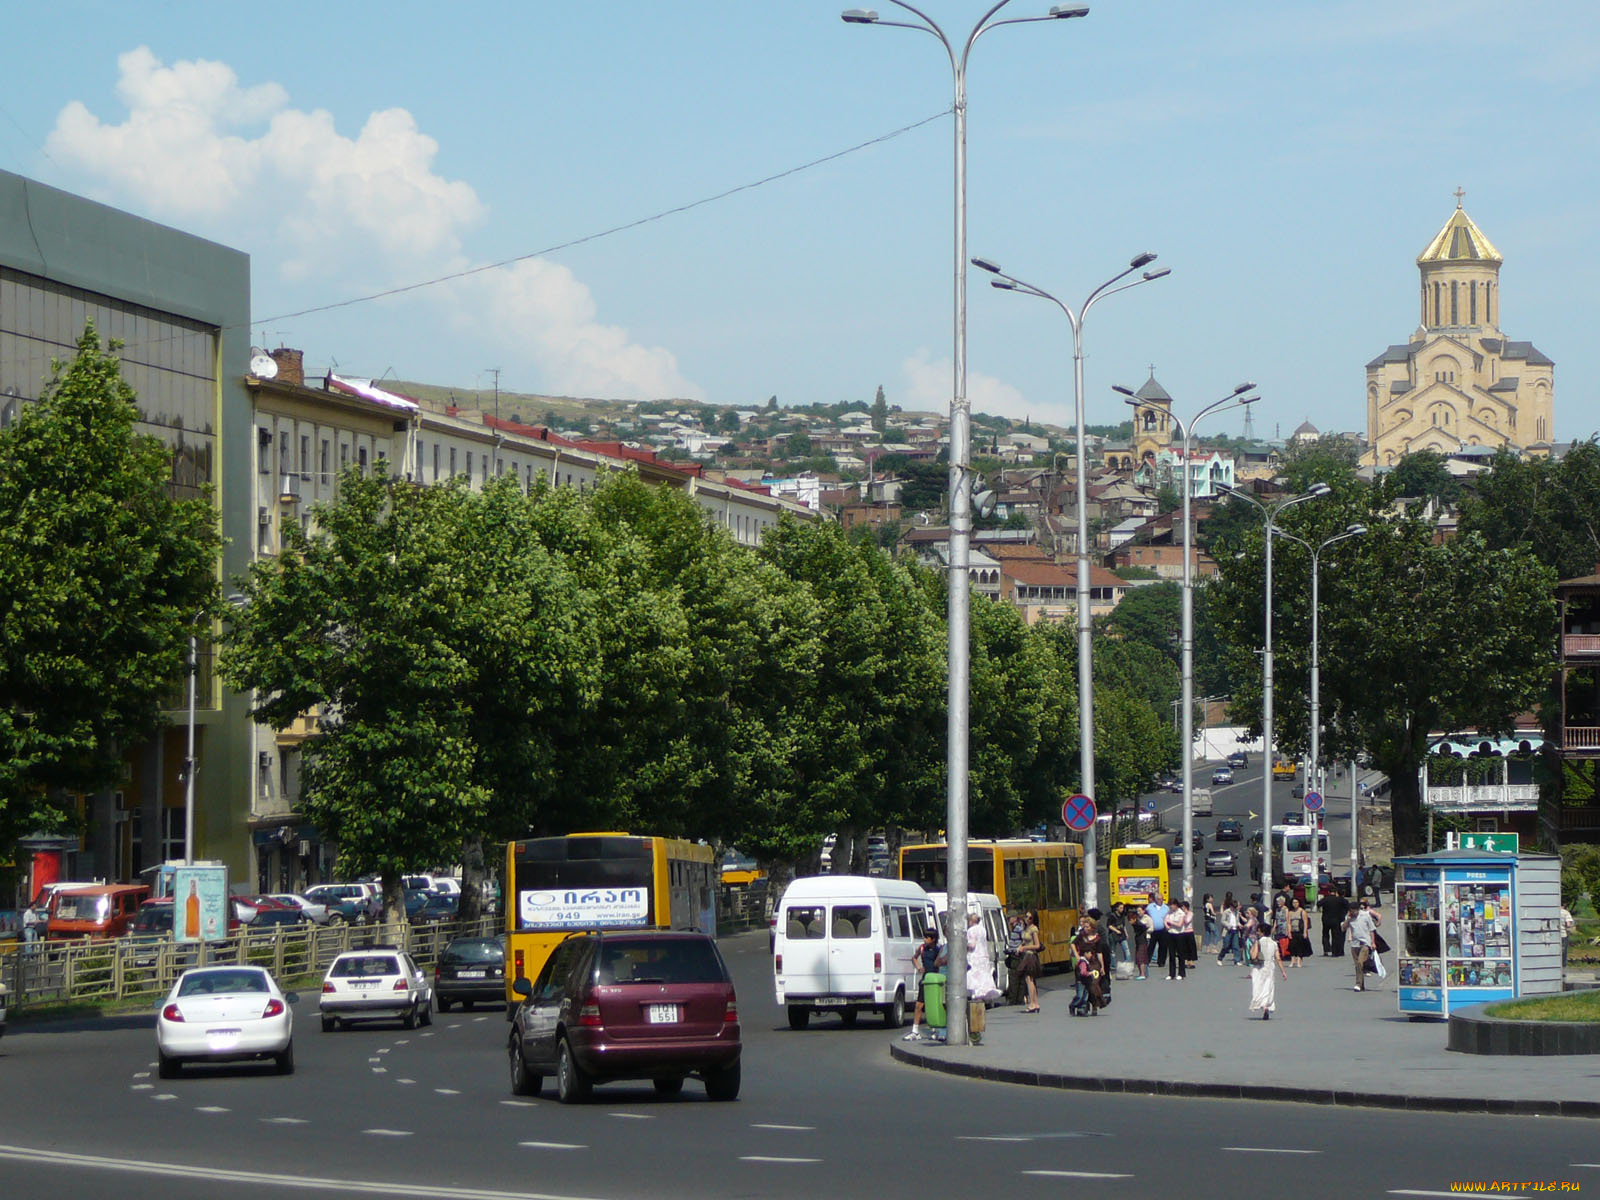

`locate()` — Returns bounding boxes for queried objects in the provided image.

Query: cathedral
[1364,196,1554,466]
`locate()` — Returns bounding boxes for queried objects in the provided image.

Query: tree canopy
[0,327,220,847]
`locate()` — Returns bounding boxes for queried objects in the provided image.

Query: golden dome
[1417,200,1502,266]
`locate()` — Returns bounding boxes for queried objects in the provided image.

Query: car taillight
[262,998,285,1018]
[393,978,409,991]
[434,967,441,981]
[161,1003,184,1022]
[321,981,335,993]
[724,999,738,1024]
[513,948,525,980]
[774,954,782,972]
[874,952,882,971]
[577,991,602,1027]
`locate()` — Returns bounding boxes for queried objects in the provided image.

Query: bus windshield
[899,849,995,894]
[512,836,655,930]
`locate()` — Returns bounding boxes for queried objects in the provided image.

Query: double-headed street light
[1217,482,1330,902]
[973,254,1169,908]
[1272,522,1366,878]
[844,0,1089,1047]
[1118,382,1256,905]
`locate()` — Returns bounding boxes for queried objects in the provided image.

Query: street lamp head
[1129,251,1157,269]
[1306,483,1332,498]
[841,8,879,23]
[1049,4,1091,17]
[990,279,1019,291]
[1232,381,1257,395]
[1346,524,1368,536]
[971,257,1003,274]
[1142,267,1171,281]
[1110,384,1135,397]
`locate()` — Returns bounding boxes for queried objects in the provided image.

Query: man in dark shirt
[1318,888,1350,957]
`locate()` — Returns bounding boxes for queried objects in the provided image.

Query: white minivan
[773,876,933,1030]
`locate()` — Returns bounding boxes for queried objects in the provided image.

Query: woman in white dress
[965,909,995,1044]
[1248,930,1289,1020]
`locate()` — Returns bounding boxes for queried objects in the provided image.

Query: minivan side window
[909,908,929,938]
[785,906,826,939]
[832,905,871,938]
[892,905,911,939]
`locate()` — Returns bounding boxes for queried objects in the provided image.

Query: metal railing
[0,915,499,1011]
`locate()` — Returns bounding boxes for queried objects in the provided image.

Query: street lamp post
[1217,482,1329,902]
[845,0,1089,1046]
[182,594,250,866]
[973,254,1169,909]
[1119,382,1255,905]
[1271,523,1366,881]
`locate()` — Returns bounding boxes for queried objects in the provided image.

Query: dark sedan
[412,893,459,924]
[435,936,505,1011]
[1215,819,1243,841]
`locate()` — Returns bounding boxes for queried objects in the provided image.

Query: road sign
[1144,798,1158,813]
[1062,793,1097,832]
[1303,790,1323,812]
[1454,831,1520,854]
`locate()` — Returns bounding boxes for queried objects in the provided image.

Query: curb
[888,1043,1600,1119]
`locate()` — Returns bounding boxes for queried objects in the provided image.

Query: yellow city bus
[503,833,717,1004]
[1108,843,1170,907]
[897,840,1083,969]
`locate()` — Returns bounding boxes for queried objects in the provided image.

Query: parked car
[508,930,741,1103]
[304,882,379,925]
[434,936,505,1011]
[1204,849,1237,876]
[1215,819,1243,841]
[412,893,459,924]
[1227,750,1249,768]
[1212,766,1234,786]
[319,947,433,1031]
[267,893,329,924]
[47,883,150,940]
[244,897,307,929]
[156,965,296,1077]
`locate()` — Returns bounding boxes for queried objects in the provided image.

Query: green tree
[0,326,220,847]
[785,431,813,458]
[1098,581,1180,667]
[1155,484,1182,516]
[1388,449,1461,506]
[1458,441,1600,581]
[871,385,888,433]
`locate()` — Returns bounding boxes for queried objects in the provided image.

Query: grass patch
[1483,990,1600,1023]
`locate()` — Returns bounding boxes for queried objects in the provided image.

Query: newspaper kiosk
[1393,848,1561,1017]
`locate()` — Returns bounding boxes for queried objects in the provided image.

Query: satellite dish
[250,353,279,380]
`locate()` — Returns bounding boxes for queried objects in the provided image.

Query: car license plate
[458,970,485,979]
[647,1004,678,1024]
[353,980,376,988]
[813,997,845,1006]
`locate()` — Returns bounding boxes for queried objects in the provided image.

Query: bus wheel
[786,1005,810,1031]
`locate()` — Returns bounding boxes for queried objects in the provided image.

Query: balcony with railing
[1562,633,1600,660]
[1560,726,1600,755]
[1423,783,1540,812]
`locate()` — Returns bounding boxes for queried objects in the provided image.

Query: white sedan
[156,965,297,1078]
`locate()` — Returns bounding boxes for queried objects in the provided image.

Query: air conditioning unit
[258,507,271,528]
[279,475,300,503]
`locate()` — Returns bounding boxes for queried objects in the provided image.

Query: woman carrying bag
[1017,909,1043,1013]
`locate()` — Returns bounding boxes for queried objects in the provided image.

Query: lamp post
[1119,382,1255,905]
[844,0,1088,1048]
[973,254,1169,909]
[1217,482,1329,902]
[1270,522,1365,880]
[182,594,250,866]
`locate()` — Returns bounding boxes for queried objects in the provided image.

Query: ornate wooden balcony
[1561,726,1600,754]
[1562,633,1600,660]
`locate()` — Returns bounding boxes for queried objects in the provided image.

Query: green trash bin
[922,972,947,1030]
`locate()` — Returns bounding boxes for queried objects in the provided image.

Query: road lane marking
[369,1057,383,1063]
[131,1084,153,1091]
[500,1101,538,1108]
[395,1039,410,1044]
[959,1136,1030,1143]
[262,1117,308,1125]
[363,1129,413,1137]
[376,1048,390,1055]
[607,1113,652,1120]
[0,1144,615,1200]
[751,1124,814,1131]
[1223,1147,1321,1155]
[740,1156,821,1164]
[132,1071,150,1079]
[519,1142,586,1150]
[151,1094,177,1102]
[1022,1171,1132,1179]
[195,1107,230,1114]
[435,1088,460,1095]
[371,1067,388,1074]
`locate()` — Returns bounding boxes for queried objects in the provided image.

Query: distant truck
[1190,788,1214,817]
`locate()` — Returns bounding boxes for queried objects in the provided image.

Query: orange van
[47,883,151,939]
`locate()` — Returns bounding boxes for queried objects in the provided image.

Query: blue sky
[3,2,1594,441]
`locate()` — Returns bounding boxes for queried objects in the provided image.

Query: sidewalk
[891,946,1600,1117]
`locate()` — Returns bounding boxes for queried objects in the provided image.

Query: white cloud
[454,260,700,402]
[45,47,702,401]
[902,348,1027,422]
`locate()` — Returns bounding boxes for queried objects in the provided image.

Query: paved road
[2,931,1598,1199]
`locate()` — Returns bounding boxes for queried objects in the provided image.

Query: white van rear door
[779,903,830,997]
[827,903,876,996]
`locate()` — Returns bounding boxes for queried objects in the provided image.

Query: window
[357,446,368,473]
[279,431,290,476]
[450,446,458,477]
[257,428,271,473]
[433,443,441,481]
[893,906,911,939]
[785,905,826,939]
[321,438,331,481]
[300,434,311,479]
[831,905,871,938]
[340,443,350,470]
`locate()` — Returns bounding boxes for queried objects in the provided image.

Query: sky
[2,2,1595,442]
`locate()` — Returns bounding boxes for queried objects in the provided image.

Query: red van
[47,883,151,939]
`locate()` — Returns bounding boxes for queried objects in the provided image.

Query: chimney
[269,347,304,387]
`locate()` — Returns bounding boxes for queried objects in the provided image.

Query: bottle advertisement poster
[173,864,228,943]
